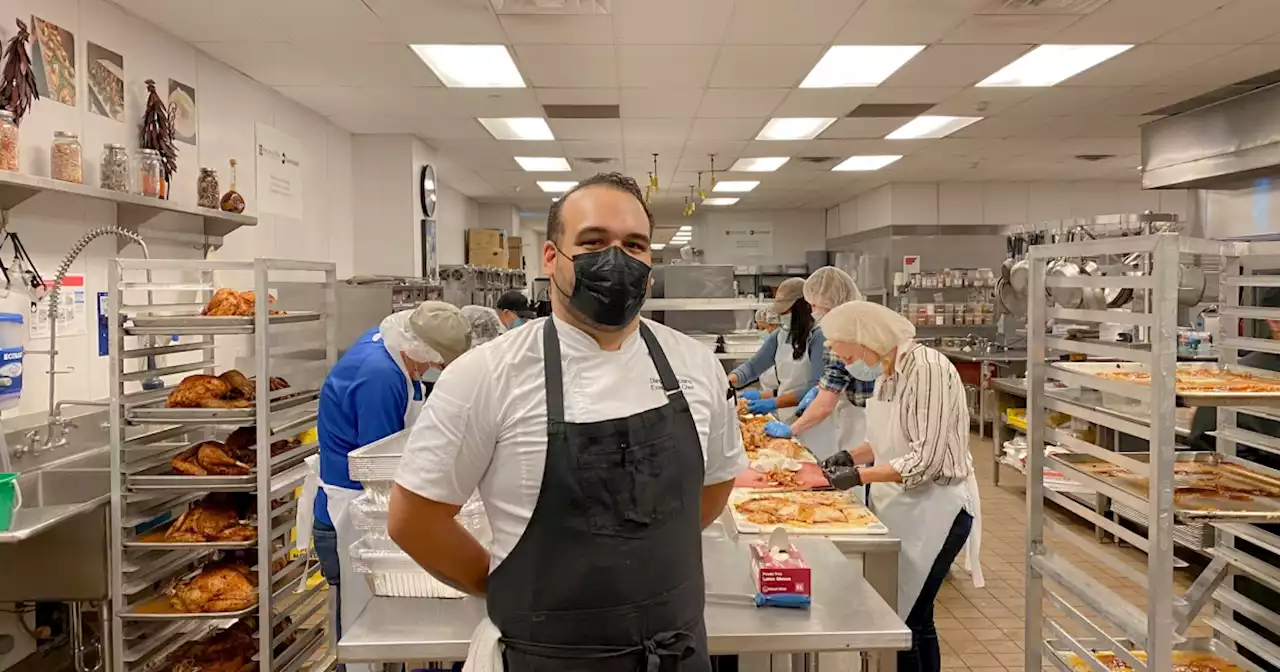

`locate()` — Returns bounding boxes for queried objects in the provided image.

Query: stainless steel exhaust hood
[1141,82,1280,190]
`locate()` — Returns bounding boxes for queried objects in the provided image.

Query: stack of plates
[722,331,764,354]
[689,334,721,352]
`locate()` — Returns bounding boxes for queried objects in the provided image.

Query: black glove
[824,465,862,491]
[821,450,856,472]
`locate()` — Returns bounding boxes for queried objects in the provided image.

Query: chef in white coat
[817,300,983,672]
[311,303,470,672]
[768,267,865,460]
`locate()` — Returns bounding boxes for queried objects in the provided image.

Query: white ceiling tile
[113,0,290,41]
[743,140,813,156]
[1156,0,1280,44]
[696,89,789,118]
[195,42,439,87]
[1002,87,1129,118]
[617,46,720,87]
[560,141,624,159]
[499,14,615,44]
[800,139,902,155]
[821,118,906,139]
[328,114,426,134]
[927,88,1036,116]
[680,141,750,162]
[941,13,1083,44]
[1146,43,1280,86]
[835,0,986,44]
[418,117,494,140]
[437,90,545,117]
[1062,44,1239,87]
[1043,115,1161,139]
[1051,0,1229,44]
[881,45,1031,88]
[535,88,621,106]
[611,0,736,44]
[724,0,865,44]
[274,86,448,117]
[362,0,508,43]
[773,89,873,117]
[709,46,825,88]
[620,88,705,118]
[277,0,388,42]
[1093,86,1211,115]
[547,119,623,141]
[623,118,692,144]
[865,87,964,104]
[950,115,1049,139]
[688,118,766,141]
[513,45,618,87]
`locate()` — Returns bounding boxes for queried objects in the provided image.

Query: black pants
[899,510,974,672]
[313,520,345,672]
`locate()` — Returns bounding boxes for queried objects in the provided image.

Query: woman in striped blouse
[818,300,984,672]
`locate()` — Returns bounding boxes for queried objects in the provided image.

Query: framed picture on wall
[421,219,438,284]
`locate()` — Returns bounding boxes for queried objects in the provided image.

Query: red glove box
[749,540,811,596]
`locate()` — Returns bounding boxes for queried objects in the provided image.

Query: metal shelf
[107,258,336,671]
[641,298,768,311]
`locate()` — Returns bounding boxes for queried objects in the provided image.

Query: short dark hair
[546,172,655,243]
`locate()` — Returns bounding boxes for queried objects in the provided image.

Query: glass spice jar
[51,131,83,183]
[100,144,129,192]
[220,158,245,214]
[0,111,17,172]
[137,149,162,198]
[197,168,219,209]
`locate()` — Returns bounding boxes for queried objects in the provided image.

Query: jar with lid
[136,149,162,197]
[51,131,83,183]
[100,144,129,192]
[0,110,17,172]
[197,168,219,209]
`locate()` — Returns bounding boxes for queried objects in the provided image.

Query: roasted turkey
[171,442,252,476]
[201,288,279,318]
[165,495,256,543]
[169,563,257,613]
[168,617,292,672]
[166,371,288,409]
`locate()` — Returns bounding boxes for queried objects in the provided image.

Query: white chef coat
[395,316,748,569]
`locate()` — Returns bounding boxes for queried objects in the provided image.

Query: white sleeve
[395,349,498,505]
[702,351,748,486]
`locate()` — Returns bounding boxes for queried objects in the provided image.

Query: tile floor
[939,434,1209,671]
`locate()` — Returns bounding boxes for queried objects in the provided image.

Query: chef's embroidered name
[650,377,694,391]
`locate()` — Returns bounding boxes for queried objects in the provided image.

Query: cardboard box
[749,541,810,596]
[506,236,524,270]
[467,229,506,268]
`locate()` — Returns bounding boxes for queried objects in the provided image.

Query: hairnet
[461,305,505,345]
[754,306,781,326]
[822,301,916,356]
[803,266,861,311]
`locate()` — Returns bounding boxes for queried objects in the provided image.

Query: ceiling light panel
[514,157,571,172]
[702,197,740,205]
[410,45,526,88]
[678,225,693,232]
[832,155,903,171]
[757,118,837,141]
[885,115,982,139]
[651,243,666,250]
[730,157,790,172]
[800,45,926,88]
[538,181,578,193]
[713,181,760,193]
[977,44,1133,87]
[479,117,555,141]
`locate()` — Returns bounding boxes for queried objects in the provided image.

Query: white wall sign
[723,225,774,257]
[255,123,304,219]
[31,274,86,339]
[903,255,922,274]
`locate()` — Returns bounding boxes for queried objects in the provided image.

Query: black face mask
[553,245,651,330]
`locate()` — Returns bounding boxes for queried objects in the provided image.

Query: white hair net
[822,301,916,356]
[754,306,781,326]
[803,266,861,311]
[461,305,505,345]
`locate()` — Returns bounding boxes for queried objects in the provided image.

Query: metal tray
[127,390,319,424]
[1047,638,1250,672]
[1050,452,1280,523]
[120,593,259,621]
[126,311,320,335]
[124,519,257,550]
[1052,360,1280,408]
[127,460,258,492]
[728,490,888,535]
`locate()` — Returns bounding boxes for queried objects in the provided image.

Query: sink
[16,468,110,508]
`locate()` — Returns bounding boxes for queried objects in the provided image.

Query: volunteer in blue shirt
[311,301,470,671]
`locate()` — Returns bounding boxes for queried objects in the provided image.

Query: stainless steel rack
[1025,233,1280,672]
[106,258,337,672]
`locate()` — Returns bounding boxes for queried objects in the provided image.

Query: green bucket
[0,473,20,532]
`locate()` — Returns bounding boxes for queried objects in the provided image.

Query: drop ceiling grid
[109,0,1280,208]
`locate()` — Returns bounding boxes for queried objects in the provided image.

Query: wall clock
[420,164,437,218]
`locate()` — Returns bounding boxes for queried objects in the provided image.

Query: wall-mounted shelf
[642,298,767,311]
[0,170,257,246]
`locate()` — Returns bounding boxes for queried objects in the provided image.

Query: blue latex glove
[795,386,818,416]
[740,389,762,401]
[764,420,792,439]
[747,397,778,414]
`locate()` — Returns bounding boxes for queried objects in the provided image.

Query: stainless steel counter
[338,535,910,664]
[934,346,1029,364]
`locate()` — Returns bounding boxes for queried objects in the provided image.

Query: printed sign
[724,225,774,257]
[31,274,86,339]
[903,255,922,275]
[255,123,304,219]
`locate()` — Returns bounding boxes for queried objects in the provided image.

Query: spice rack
[106,258,337,672]
[1025,233,1280,672]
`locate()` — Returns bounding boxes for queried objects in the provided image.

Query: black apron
[486,320,711,672]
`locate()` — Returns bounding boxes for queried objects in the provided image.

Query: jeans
[314,520,344,672]
[898,510,974,672]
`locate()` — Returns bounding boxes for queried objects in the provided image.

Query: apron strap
[543,319,567,424]
[637,323,681,396]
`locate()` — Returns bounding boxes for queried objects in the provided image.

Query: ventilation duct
[1141,82,1280,189]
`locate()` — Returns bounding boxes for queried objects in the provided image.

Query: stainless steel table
[338,535,910,670]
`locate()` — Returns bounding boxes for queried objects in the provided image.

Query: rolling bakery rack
[1025,232,1280,672]
[106,258,338,672]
